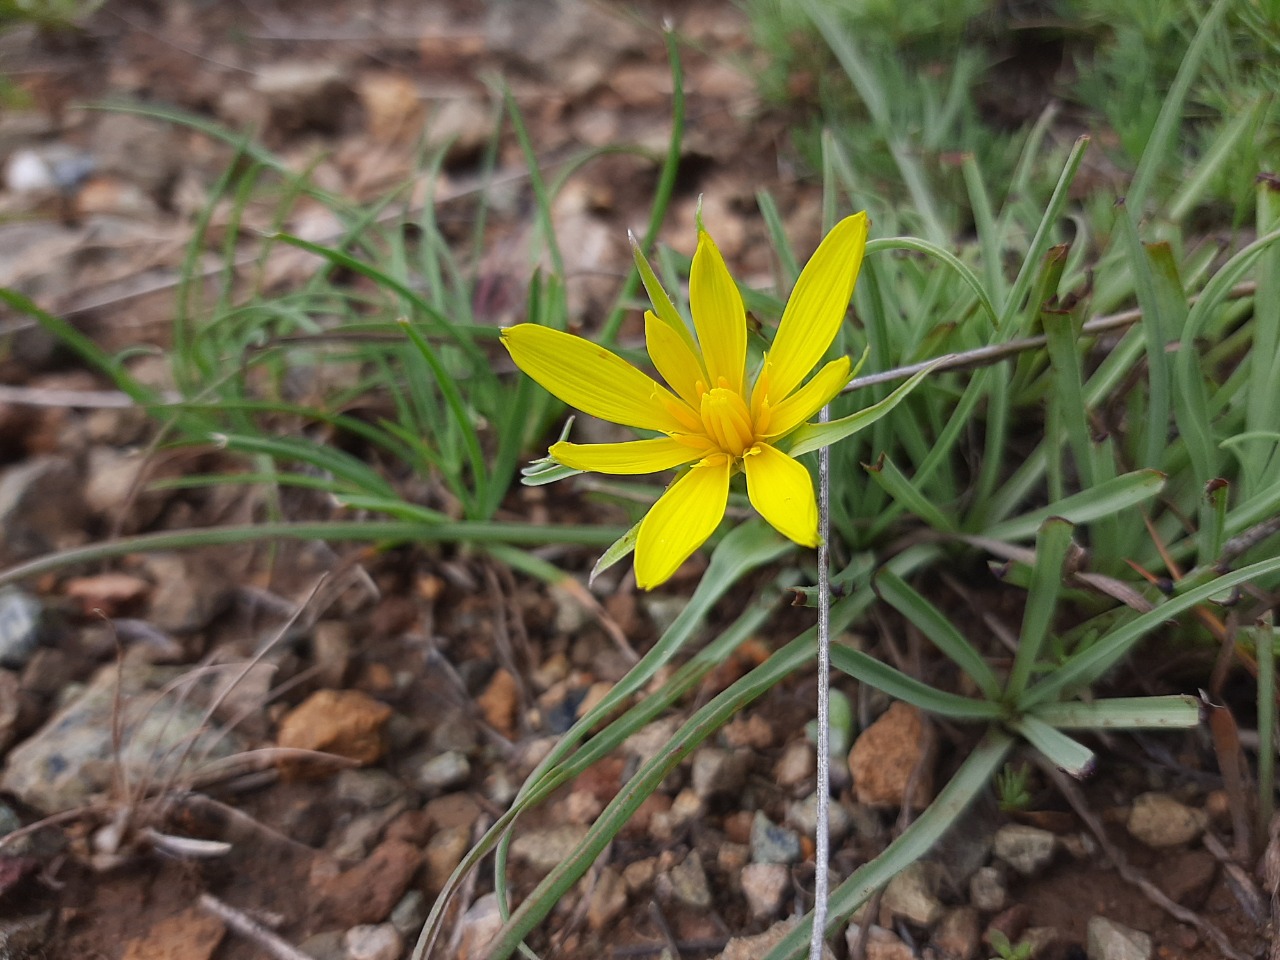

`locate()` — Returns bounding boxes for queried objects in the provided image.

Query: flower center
[700,386,756,458]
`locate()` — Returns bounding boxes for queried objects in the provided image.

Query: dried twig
[198,893,314,960]
[1201,829,1268,925]
[841,281,1256,394]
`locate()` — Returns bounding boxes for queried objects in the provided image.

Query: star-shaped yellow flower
[501,212,869,588]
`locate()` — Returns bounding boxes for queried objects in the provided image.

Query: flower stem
[810,404,832,960]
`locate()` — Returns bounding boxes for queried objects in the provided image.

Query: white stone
[740,862,789,919]
[1086,916,1152,960]
[343,923,403,960]
[992,823,1056,876]
[969,865,1007,912]
[1125,792,1206,848]
[882,861,944,926]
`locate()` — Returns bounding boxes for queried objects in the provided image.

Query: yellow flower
[501,212,869,588]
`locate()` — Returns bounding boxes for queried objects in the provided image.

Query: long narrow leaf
[874,570,1001,699]
[1005,519,1074,699]
[1025,554,1280,706]
[983,470,1165,542]
[1009,715,1094,776]
[831,645,1001,721]
[1030,695,1200,729]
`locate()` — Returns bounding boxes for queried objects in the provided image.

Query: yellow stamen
[700,387,756,457]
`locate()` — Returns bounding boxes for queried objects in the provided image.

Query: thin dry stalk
[198,893,313,960]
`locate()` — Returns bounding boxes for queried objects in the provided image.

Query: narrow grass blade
[396,316,487,508]
[1245,176,1280,500]
[873,570,1001,699]
[831,645,1002,721]
[1199,479,1230,567]
[1000,136,1089,335]
[802,0,947,242]
[982,469,1165,542]
[0,290,156,405]
[865,455,958,535]
[1030,695,1200,729]
[1024,554,1280,707]
[1126,0,1231,216]
[588,522,640,585]
[210,432,399,499]
[1005,518,1075,699]
[758,190,800,283]
[268,232,484,360]
[864,237,1000,330]
[0,520,628,587]
[1169,95,1271,222]
[1010,715,1095,777]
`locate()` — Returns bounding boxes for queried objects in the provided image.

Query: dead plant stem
[198,893,314,960]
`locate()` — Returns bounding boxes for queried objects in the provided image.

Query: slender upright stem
[809,405,832,960]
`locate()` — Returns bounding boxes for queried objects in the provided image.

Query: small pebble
[845,923,912,960]
[740,862,789,920]
[298,931,344,960]
[750,811,802,865]
[773,740,816,789]
[1125,792,1206,848]
[969,865,1007,912]
[510,824,589,872]
[785,794,851,840]
[335,769,407,809]
[0,587,41,669]
[717,842,750,873]
[343,923,403,960]
[691,747,747,799]
[992,824,1056,876]
[389,890,426,937]
[623,858,656,893]
[586,866,628,930]
[882,861,944,927]
[667,850,711,908]
[411,751,470,794]
[932,906,981,960]
[1086,915,1151,960]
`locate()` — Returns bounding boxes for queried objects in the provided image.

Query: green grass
[1,4,1278,959]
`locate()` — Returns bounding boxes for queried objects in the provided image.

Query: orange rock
[847,701,935,809]
[63,572,150,617]
[356,71,425,144]
[314,839,423,926]
[122,908,224,960]
[477,668,519,736]
[276,689,392,775]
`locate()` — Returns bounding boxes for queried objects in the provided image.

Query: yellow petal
[743,443,819,547]
[764,212,868,402]
[689,229,747,395]
[645,310,706,409]
[550,436,702,475]
[760,356,852,440]
[634,455,731,589]
[501,324,691,433]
